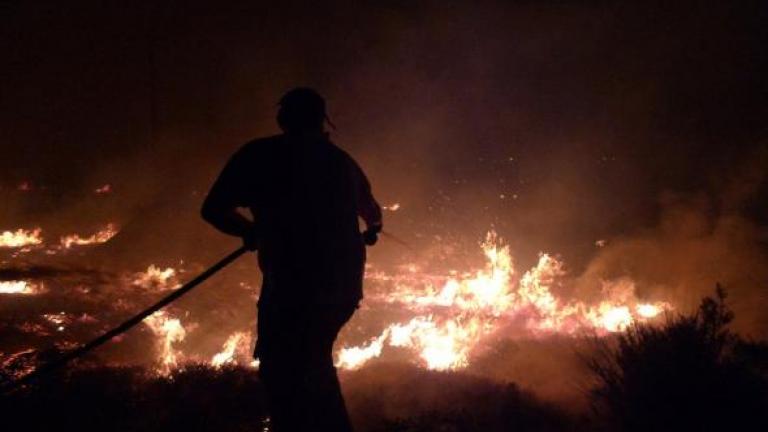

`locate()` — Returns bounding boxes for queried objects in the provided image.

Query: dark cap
[277,87,329,132]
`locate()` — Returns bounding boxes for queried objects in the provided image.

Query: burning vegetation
[1,222,672,383]
[337,231,669,371]
[0,213,672,384]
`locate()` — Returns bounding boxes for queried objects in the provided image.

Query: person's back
[201,87,381,432]
[216,133,372,305]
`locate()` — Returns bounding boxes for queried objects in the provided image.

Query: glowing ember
[42,312,70,332]
[383,203,401,211]
[94,184,112,194]
[132,265,179,290]
[0,280,43,295]
[143,311,186,375]
[337,231,672,370]
[0,228,43,248]
[59,224,118,249]
[0,349,37,380]
[211,331,251,367]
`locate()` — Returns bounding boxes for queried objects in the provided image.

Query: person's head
[277,87,328,134]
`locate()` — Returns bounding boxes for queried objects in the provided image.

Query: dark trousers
[256,301,356,432]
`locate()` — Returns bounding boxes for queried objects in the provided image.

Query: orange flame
[0,228,43,248]
[211,331,251,368]
[132,265,179,291]
[143,311,186,375]
[59,224,118,249]
[0,280,44,295]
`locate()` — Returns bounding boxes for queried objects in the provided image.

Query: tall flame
[143,311,186,375]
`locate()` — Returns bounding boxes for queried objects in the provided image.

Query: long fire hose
[1,246,249,395]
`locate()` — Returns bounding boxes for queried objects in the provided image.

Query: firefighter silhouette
[202,87,382,431]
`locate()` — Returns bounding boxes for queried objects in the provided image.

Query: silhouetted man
[201,87,382,431]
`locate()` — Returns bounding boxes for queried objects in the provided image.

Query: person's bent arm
[201,197,254,238]
[201,147,259,249]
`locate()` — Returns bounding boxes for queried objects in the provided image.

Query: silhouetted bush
[587,286,768,432]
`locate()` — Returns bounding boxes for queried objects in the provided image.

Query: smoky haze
[2,0,768,400]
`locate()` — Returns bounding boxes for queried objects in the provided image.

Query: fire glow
[336,231,670,371]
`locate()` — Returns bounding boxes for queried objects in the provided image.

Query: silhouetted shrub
[587,286,768,432]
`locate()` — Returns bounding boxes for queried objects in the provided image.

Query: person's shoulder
[242,134,284,150]
[236,135,284,158]
[326,139,356,163]
[327,142,369,181]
